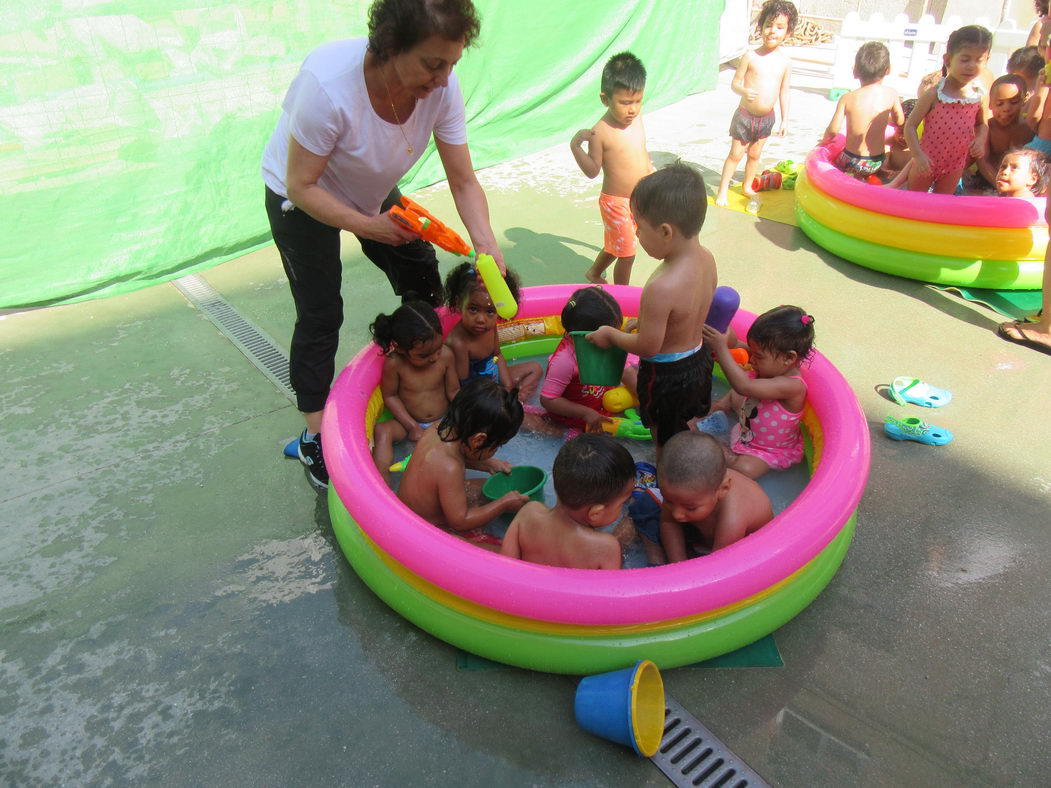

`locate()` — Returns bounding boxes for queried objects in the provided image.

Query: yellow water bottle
[475,253,519,319]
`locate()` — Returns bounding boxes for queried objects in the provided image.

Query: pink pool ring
[323,285,870,673]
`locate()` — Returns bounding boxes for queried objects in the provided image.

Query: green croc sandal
[889,376,952,408]
[884,416,953,446]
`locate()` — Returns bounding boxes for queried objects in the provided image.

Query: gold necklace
[378,64,415,155]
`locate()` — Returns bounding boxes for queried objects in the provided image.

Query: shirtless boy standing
[821,42,905,179]
[570,52,653,285]
[587,163,716,450]
[715,0,797,206]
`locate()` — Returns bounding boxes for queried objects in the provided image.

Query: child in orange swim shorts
[570,52,653,285]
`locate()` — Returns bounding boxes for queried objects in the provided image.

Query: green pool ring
[329,488,856,674]
[796,203,1045,290]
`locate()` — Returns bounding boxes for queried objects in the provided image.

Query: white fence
[830,13,1030,98]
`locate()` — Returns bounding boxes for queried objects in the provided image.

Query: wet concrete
[3,68,1051,786]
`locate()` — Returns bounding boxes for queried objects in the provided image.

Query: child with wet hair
[632,432,772,563]
[369,300,459,481]
[994,147,1049,197]
[398,377,527,549]
[501,433,636,569]
[444,261,542,400]
[703,305,814,479]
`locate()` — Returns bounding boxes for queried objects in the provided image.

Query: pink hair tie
[801,315,813,326]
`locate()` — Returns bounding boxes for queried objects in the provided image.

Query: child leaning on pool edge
[715,0,798,206]
[630,431,772,563]
[501,433,635,570]
[398,377,528,550]
[586,162,716,451]
[570,51,654,286]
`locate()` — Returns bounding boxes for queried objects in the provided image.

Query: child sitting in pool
[630,431,772,563]
[370,301,459,482]
[501,433,635,569]
[702,305,814,479]
[538,286,638,436]
[398,377,528,549]
[821,41,905,180]
[975,75,1033,191]
[905,25,991,194]
[444,262,542,402]
[994,147,1049,198]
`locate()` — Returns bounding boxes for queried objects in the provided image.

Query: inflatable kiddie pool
[796,136,1046,290]
[324,284,869,674]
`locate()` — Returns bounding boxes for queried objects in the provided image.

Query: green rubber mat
[455,634,782,671]
[929,285,1043,321]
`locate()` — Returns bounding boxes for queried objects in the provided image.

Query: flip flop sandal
[997,322,1051,357]
[884,416,953,446]
[889,376,952,408]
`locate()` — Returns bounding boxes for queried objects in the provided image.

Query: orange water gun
[389,197,518,319]
[390,196,473,257]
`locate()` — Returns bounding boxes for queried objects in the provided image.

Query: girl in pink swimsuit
[701,305,815,479]
[905,25,992,194]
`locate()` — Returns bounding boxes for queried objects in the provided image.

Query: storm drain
[171,274,295,403]
[652,697,770,788]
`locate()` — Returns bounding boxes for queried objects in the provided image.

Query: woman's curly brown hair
[368,0,480,62]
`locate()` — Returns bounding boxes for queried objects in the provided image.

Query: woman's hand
[474,243,506,275]
[361,212,421,246]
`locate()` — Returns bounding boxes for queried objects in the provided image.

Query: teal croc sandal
[884,416,953,446]
[889,376,952,408]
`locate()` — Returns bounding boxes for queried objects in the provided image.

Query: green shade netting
[2,1,723,309]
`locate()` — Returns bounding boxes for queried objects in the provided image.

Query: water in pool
[388,356,809,568]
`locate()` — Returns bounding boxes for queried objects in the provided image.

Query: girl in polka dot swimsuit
[905,25,992,194]
[701,305,815,479]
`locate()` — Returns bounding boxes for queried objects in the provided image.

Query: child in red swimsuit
[539,287,638,437]
[905,25,992,194]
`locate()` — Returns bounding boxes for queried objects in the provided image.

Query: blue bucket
[574,659,665,757]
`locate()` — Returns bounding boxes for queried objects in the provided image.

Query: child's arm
[442,348,460,402]
[380,361,424,441]
[1026,81,1048,132]
[892,95,906,128]
[570,128,602,179]
[777,57,791,136]
[445,331,471,382]
[586,283,671,358]
[904,88,937,175]
[659,516,689,563]
[969,93,990,158]
[821,94,848,144]
[702,325,805,402]
[730,54,757,103]
[438,471,527,531]
[494,349,513,390]
[500,518,523,559]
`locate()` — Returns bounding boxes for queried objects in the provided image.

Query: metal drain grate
[171,274,295,403]
[651,697,770,788]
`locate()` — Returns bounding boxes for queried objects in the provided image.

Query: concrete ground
[3,68,1050,787]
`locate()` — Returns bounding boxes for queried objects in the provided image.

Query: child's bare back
[838,83,903,156]
[642,246,715,357]
[502,502,621,569]
[385,346,458,425]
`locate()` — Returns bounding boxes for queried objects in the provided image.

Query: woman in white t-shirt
[262,0,504,489]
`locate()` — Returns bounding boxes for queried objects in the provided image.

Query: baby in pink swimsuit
[701,305,815,480]
[905,25,992,194]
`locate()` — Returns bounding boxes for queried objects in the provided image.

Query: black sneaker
[297,430,329,489]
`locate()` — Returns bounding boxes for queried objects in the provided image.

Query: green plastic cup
[570,331,627,386]
[482,465,547,504]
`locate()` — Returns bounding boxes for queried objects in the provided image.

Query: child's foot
[584,265,608,284]
[714,194,729,207]
[297,430,329,489]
